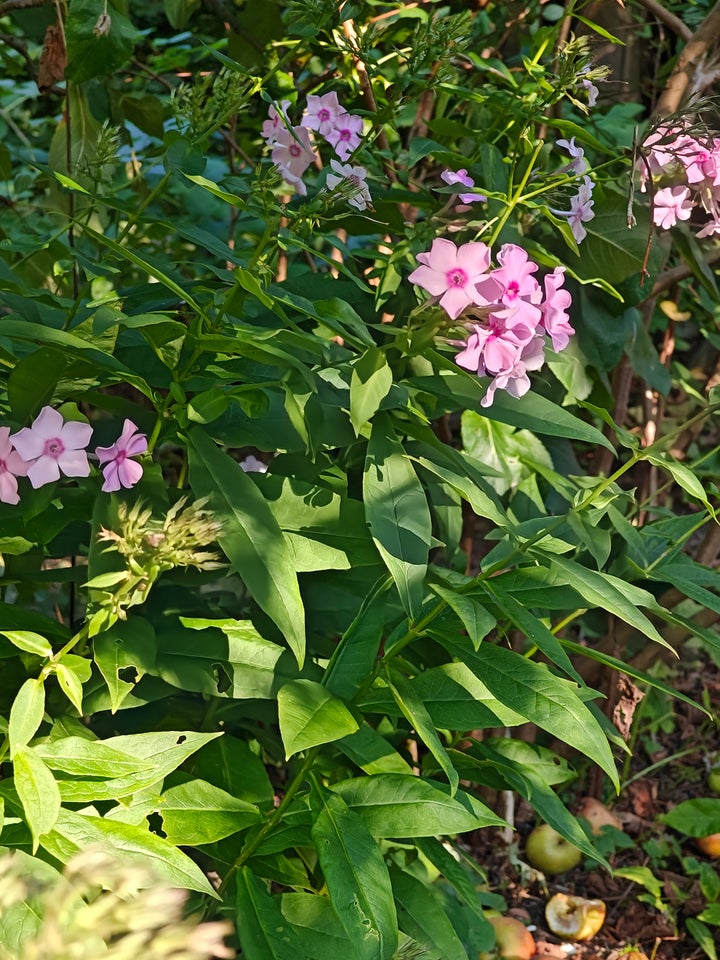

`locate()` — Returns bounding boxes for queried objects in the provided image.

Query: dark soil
[469,651,720,959]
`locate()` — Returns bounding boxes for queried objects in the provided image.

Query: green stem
[218,745,319,895]
[117,171,171,243]
[487,140,544,247]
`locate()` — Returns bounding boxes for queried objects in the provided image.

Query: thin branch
[0,0,52,13]
[644,246,720,301]
[635,0,692,42]
[654,0,720,115]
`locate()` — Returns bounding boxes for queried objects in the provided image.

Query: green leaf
[0,630,53,658]
[481,580,582,682]
[14,747,61,851]
[443,639,619,789]
[390,866,469,960]
[54,655,92,714]
[339,723,414,776]
[386,669,459,795]
[93,618,157,713]
[54,730,222,802]
[687,918,718,960]
[8,679,45,759]
[364,416,432,617]
[158,779,261,844]
[280,893,355,959]
[158,617,301,699]
[278,679,358,758]
[66,0,141,82]
[236,868,300,960]
[660,799,720,837]
[187,427,306,666]
[645,452,714,515]
[429,582,495,651]
[323,576,390,700]
[331,774,505,837]
[543,555,671,650]
[311,786,398,960]
[350,348,393,433]
[41,809,218,897]
[34,736,154,778]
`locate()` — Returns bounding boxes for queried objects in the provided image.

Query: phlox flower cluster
[262,93,370,209]
[409,238,574,407]
[551,138,595,243]
[640,123,720,237]
[0,407,147,504]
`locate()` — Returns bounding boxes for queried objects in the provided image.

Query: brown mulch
[468,652,720,959]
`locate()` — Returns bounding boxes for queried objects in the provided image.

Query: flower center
[339,129,352,141]
[0,459,6,473]
[43,438,64,458]
[505,280,520,300]
[446,268,467,288]
[116,451,126,464]
[318,109,330,122]
[289,144,302,157]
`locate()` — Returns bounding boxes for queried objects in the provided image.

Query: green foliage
[0,1,718,957]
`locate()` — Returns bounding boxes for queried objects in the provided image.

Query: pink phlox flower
[409,238,502,320]
[679,139,720,185]
[455,317,523,378]
[489,244,542,329]
[11,406,92,489]
[96,419,147,493]
[271,125,315,195]
[561,176,595,243]
[262,100,292,146]
[325,158,372,211]
[302,92,346,138]
[440,168,487,204]
[582,78,599,107]
[0,426,29,504]
[441,168,474,189]
[652,185,693,229]
[556,137,588,176]
[540,267,574,352]
[325,113,364,161]
[481,336,546,408]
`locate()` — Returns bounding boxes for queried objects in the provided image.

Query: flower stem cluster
[0,407,147,504]
[262,94,371,208]
[93,497,225,627]
[409,239,574,406]
[640,121,720,236]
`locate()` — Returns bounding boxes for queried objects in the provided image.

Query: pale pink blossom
[239,455,268,473]
[553,176,595,243]
[96,420,147,493]
[679,140,720,185]
[302,92,346,138]
[540,267,574,352]
[481,336,546,407]
[556,137,588,176]
[261,100,291,146]
[0,427,29,504]
[271,125,315,195]
[409,238,502,320]
[653,185,693,229]
[325,159,372,210]
[491,244,543,327]
[580,75,598,107]
[325,114,364,161]
[440,168,486,204]
[11,406,92,488]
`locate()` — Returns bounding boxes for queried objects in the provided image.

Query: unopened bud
[93,13,112,37]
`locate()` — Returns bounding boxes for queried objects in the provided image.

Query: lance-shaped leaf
[278,679,358,758]
[350,348,393,433]
[8,678,45,759]
[390,866,469,960]
[41,809,218,897]
[236,868,300,960]
[14,747,61,851]
[364,416,432,618]
[311,786,398,960]
[386,668,459,795]
[187,426,306,666]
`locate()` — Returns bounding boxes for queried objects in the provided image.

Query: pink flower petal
[28,457,60,488]
[57,450,90,477]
